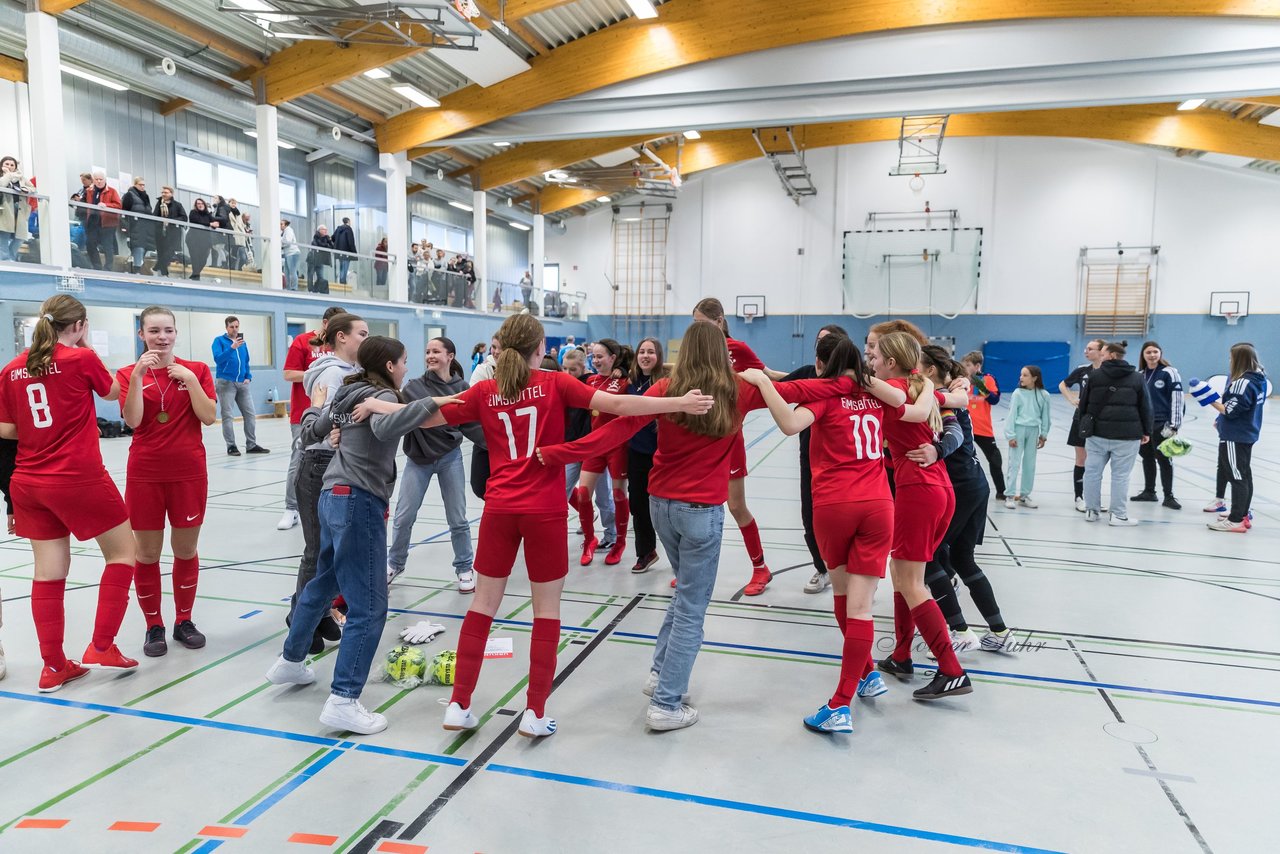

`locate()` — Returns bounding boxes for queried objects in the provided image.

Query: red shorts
[475,511,569,583]
[583,444,627,480]
[814,499,894,577]
[126,476,209,530]
[891,484,955,562]
[729,431,748,479]
[11,474,129,541]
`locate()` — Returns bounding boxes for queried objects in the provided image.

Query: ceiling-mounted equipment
[150,57,177,76]
[331,125,342,141]
[217,1,481,50]
[753,127,817,202]
[891,115,949,176]
[541,141,683,204]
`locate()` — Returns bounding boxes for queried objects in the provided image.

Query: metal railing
[409,263,477,308]
[485,279,585,319]
[0,186,52,266]
[292,239,399,300]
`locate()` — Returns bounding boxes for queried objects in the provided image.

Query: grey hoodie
[300,352,357,450]
[300,381,439,504]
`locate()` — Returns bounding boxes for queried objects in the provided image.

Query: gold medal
[157,411,170,424]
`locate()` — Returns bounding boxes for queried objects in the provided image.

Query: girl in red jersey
[691,297,773,595]
[870,331,973,700]
[118,306,217,657]
[0,295,138,692]
[574,338,634,566]
[739,334,909,733]
[422,314,712,739]
[540,322,851,731]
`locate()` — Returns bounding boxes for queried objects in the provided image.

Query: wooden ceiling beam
[39,0,91,13]
[316,87,387,125]
[476,135,653,189]
[107,0,264,68]
[253,41,422,105]
[0,54,23,83]
[504,0,579,18]
[158,97,193,116]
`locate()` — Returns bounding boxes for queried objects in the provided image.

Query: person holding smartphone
[211,316,269,457]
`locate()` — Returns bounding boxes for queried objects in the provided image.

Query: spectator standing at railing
[240,213,255,270]
[520,268,533,308]
[333,217,357,285]
[0,156,35,262]
[121,177,153,274]
[307,225,335,293]
[209,195,231,268]
[84,169,122,272]
[152,187,186,278]
[186,198,214,281]
[281,219,301,290]
[374,237,389,289]
[228,201,249,271]
[460,255,477,308]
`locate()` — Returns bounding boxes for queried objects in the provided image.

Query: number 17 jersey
[443,369,598,514]
[803,389,891,506]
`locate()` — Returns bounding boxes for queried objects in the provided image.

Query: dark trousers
[1218,441,1254,523]
[925,481,1003,632]
[973,434,1007,496]
[289,448,335,620]
[1140,421,1175,496]
[798,455,825,573]
[470,447,490,500]
[86,223,117,271]
[155,228,179,276]
[627,448,657,558]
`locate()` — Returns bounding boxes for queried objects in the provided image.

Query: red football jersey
[880,377,950,488]
[726,337,764,371]
[586,372,629,429]
[803,390,891,506]
[284,329,321,425]
[0,344,114,481]
[443,370,597,513]
[116,357,215,482]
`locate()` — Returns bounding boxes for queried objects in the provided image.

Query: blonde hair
[28,295,87,377]
[666,322,738,438]
[494,313,544,401]
[877,331,942,433]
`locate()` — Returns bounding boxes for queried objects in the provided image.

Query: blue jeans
[283,253,300,290]
[648,496,725,710]
[1084,436,1140,519]
[338,256,351,284]
[565,463,615,542]
[283,486,389,699]
[387,448,473,575]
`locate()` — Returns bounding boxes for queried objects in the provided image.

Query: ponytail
[28,294,87,377]
[312,312,362,349]
[343,335,404,400]
[493,313,545,401]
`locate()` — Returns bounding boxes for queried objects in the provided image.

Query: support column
[531,213,545,290]
[24,9,70,269]
[254,103,283,291]
[472,189,487,312]
[380,151,410,303]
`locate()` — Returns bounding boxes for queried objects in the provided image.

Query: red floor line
[288,832,340,845]
[375,842,428,854]
[199,825,249,838]
[109,821,160,832]
[14,818,70,829]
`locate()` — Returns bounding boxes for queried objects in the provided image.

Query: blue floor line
[486,763,1066,854]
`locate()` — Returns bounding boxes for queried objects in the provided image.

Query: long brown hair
[632,336,667,383]
[692,297,730,336]
[1139,340,1170,368]
[869,319,928,346]
[494,313,544,401]
[594,338,634,375]
[920,345,964,385]
[1229,342,1263,381]
[139,305,176,327]
[344,335,404,399]
[313,312,363,350]
[878,331,942,433]
[666,322,738,437]
[28,294,87,376]
[816,334,871,387]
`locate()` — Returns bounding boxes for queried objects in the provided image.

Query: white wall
[547,136,1280,317]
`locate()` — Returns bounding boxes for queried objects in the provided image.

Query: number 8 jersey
[803,389,892,506]
[0,344,115,481]
[443,370,597,514]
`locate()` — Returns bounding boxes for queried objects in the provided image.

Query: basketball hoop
[742,308,756,325]
[1225,312,1239,326]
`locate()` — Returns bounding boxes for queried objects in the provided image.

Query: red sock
[861,651,876,680]
[612,489,629,545]
[134,561,164,629]
[449,611,493,710]
[830,618,876,708]
[832,594,847,633]
[172,555,200,623]
[913,600,964,677]
[574,487,595,540]
[92,563,134,652]
[892,592,915,662]
[527,618,560,717]
[31,579,68,670]
[739,519,766,569]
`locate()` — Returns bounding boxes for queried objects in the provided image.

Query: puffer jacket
[1078,358,1153,441]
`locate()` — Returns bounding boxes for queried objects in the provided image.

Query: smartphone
[236,333,245,340]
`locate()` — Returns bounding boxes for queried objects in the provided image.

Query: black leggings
[972,435,1006,496]
[799,455,825,574]
[925,483,1005,632]
[627,448,657,558]
[1140,421,1175,496]
[1218,441,1254,523]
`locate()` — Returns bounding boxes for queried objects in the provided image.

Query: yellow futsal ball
[432,650,457,686]
[385,645,427,682]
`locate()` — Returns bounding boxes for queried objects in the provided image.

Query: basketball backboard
[1210,290,1250,325]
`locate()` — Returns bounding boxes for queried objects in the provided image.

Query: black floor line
[398,594,646,840]
[350,819,403,854]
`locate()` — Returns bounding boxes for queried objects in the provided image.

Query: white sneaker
[1018,496,1038,509]
[266,655,315,686]
[1004,496,1016,509]
[927,628,979,660]
[804,571,831,594]
[387,564,405,584]
[276,509,300,531]
[442,701,479,731]
[1203,498,1228,513]
[0,640,6,681]
[518,709,557,738]
[1207,517,1248,533]
[1074,497,1086,512]
[642,670,690,701]
[646,702,699,731]
[457,571,476,594]
[980,628,1015,651]
[1085,509,1100,523]
[1109,514,1139,527]
[319,694,387,735]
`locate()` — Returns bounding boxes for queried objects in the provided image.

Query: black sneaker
[246,446,271,455]
[912,671,973,701]
[994,493,1006,502]
[631,551,659,574]
[877,656,914,680]
[143,625,168,657]
[1163,496,1182,510]
[173,620,206,650]
[1130,491,1158,502]
[317,614,342,642]
[309,630,325,655]
[227,445,241,456]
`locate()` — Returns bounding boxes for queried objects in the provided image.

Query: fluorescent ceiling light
[1178,98,1206,111]
[683,130,701,140]
[597,195,612,203]
[449,201,473,212]
[392,84,441,109]
[624,0,658,19]
[623,217,642,222]
[364,67,391,80]
[244,130,296,149]
[493,141,512,147]
[61,65,128,92]
[366,172,387,183]
[509,221,531,231]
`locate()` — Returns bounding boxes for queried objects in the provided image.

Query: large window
[412,216,473,255]
[175,145,304,214]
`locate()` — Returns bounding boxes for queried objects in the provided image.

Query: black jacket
[308,233,335,267]
[333,224,357,253]
[153,197,187,224]
[400,371,485,465]
[122,187,154,250]
[1078,359,1154,441]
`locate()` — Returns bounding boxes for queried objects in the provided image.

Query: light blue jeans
[387,447,473,576]
[283,253,300,290]
[1006,424,1041,498]
[565,462,615,543]
[1084,436,1141,519]
[648,496,725,710]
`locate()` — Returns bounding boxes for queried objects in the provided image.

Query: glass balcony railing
[407,263,478,309]
[293,242,399,301]
[486,279,585,319]
[0,186,53,266]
